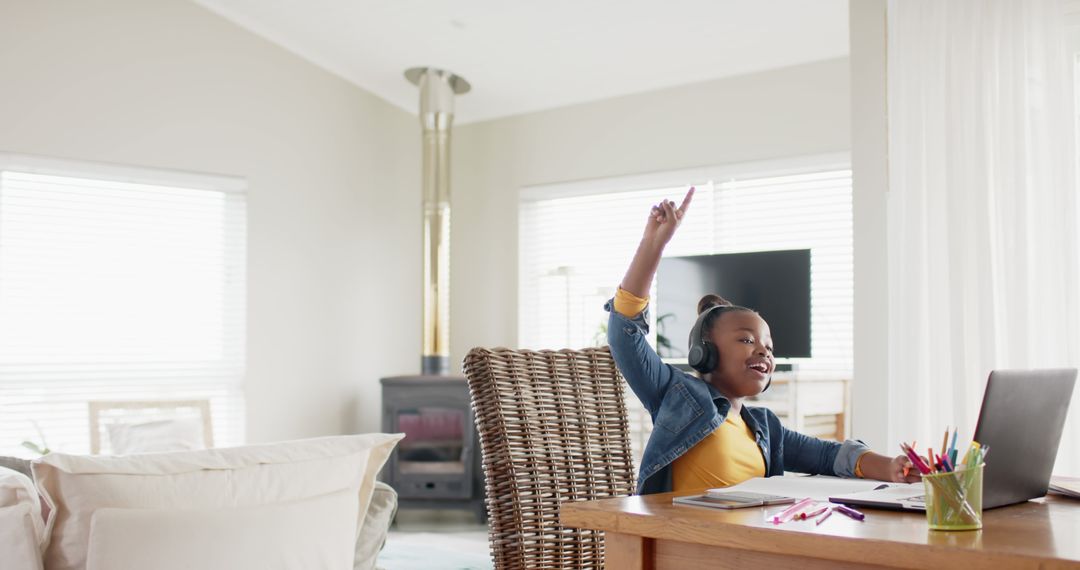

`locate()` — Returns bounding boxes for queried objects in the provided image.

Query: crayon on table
[772,498,815,524]
[835,504,865,521]
[799,505,829,520]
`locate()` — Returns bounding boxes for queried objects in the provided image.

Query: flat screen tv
[655,249,811,359]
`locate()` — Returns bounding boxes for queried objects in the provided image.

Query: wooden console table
[747,375,850,441]
[560,491,1080,569]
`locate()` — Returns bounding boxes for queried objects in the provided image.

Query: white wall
[0,0,856,444]
[0,0,420,441]
[450,59,851,371]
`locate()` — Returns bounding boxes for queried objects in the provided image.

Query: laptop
[830,368,1077,511]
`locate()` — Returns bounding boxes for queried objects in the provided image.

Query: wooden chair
[88,399,213,454]
[463,347,636,570]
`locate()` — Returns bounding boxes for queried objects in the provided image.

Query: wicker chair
[463,346,636,570]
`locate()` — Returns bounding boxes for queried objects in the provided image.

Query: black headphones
[687,305,724,374]
[686,304,772,392]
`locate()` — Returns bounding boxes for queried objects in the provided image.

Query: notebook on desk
[1050,476,1080,500]
[828,483,927,511]
[673,474,915,508]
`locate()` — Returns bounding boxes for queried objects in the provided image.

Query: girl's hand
[642,186,694,248]
[857,452,923,484]
[619,186,695,299]
[888,454,923,484]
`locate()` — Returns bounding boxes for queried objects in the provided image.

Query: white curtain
[886,0,1080,475]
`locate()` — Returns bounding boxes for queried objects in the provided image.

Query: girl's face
[707,311,775,398]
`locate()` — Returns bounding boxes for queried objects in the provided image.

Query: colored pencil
[960,441,977,467]
[901,443,931,474]
[799,505,829,520]
[906,442,931,474]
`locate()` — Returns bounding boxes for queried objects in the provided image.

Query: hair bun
[697,294,733,315]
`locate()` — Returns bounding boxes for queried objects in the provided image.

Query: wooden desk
[560,492,1080,569]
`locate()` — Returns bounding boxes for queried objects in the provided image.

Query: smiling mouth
[748,363,769,374]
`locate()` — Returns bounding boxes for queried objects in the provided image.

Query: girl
[608,187,918,494]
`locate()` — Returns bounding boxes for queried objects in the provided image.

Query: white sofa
[0,464,47,570]
[0,434,402,570]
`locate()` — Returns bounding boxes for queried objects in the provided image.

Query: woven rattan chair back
[463,346,636,570]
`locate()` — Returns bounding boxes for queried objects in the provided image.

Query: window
[0,155,246,456]
[519,156,852,463]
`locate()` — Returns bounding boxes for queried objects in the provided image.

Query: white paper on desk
[1049,476,1080,499]
[708,475,901,502]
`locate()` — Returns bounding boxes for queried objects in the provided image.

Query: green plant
[592,320,608,347]
[595,313,682,356]
[656,312,680,358]
[20,420,50,456]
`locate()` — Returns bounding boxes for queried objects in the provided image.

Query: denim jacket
[606,299,869,495]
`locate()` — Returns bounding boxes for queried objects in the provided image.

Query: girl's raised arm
[608,186,696,413]
[620,187,695,296]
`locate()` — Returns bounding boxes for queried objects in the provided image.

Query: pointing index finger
[678,187,695,213]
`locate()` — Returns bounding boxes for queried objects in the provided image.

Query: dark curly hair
[695,294,756,343]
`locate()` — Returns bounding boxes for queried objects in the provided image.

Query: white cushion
[0,466,45,570]
[105,417,205,454]
[33,433,403,570]
[85,489,358,570]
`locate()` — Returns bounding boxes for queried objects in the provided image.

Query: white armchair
[88,399,213,454]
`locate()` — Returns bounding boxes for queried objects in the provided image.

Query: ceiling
[193,0,849,124]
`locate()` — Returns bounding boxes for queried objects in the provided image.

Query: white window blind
[519,161,853,462]
[0,156,246,456]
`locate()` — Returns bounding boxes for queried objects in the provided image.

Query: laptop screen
[973,368,1076,509]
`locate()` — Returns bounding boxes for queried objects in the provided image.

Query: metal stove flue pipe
[405,67,470,376]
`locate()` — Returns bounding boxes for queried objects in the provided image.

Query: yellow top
[613,287,649,317]
[672,412,766,490]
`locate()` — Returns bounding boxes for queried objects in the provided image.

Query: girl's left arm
[779,423,869,477]
[780,425,920,483]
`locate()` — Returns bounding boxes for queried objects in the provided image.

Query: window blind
[519,163,853,462]
[0,157,246,456]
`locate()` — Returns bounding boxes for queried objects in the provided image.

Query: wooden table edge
[560,495,1080,570]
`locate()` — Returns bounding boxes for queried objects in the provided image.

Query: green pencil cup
[922,463,983,531]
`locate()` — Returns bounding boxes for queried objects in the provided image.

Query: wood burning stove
[381,376,484,521]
